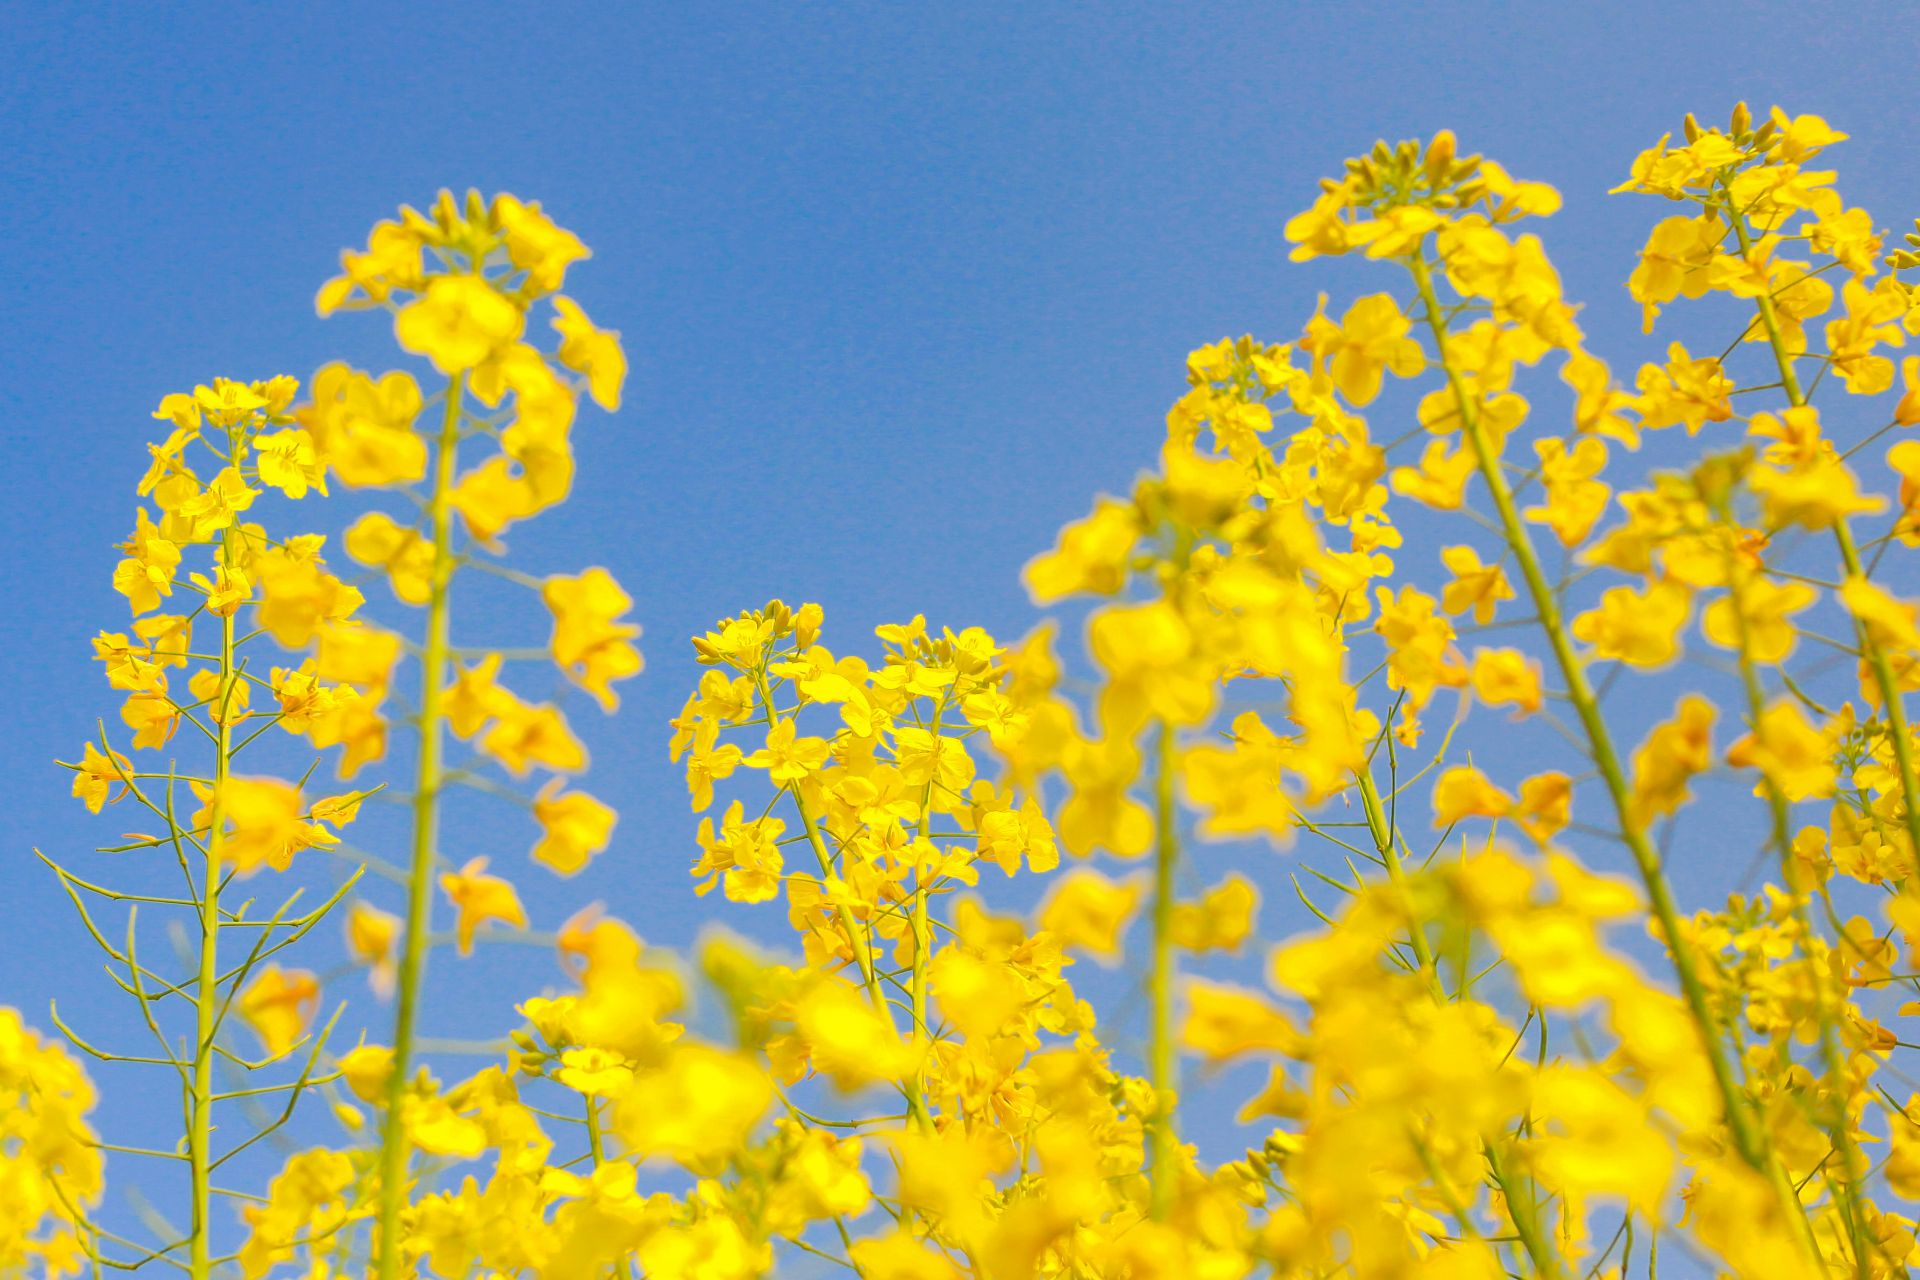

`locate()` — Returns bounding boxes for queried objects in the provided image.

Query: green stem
[375,367,465,1280]
[1406,251,1776,1176]
[583,1098,638,1280]
[1356,768,1443,996]
[753,668,928,1131]
[1718,191,1920,861]
[1361,765,1563,1269]
[1147,717,1179,1219]
[187,540,237,1280]
[908,701,943,1134]
[1487,1142,1563,1280]
[1716,198,1893,1278]
[584,1095,605,1164]
[1723,536,1872,1271]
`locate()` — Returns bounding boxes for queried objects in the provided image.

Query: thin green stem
[908,699,944,1135]
[1356,768,1442,998]
[752,667,928,1130]
[1147,717,1179,1219]
[186,570,234,1280]
[1714,197,1891,1279]
[1718,190,1920,862]
[1718,508,1873,1274]
[1406,252,1779,1182]
[1487,1142,1563,1279]
[375,367,466,1280]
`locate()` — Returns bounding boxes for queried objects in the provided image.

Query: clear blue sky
[5,1,1917,1265]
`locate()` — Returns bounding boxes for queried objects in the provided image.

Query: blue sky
[5,0,1919,1267]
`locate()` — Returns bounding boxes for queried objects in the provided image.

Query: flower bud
[795,602,824,648]
[1896,386,1920,427]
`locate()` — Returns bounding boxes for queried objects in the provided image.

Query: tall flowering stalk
[309,190,635,1279]
[676,605,1059,1131]
[1265,107,1920,1271]
[52,377,367,1277]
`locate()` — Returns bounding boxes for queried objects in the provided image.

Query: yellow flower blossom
[253,427,329,500]
[1570,577,1690,667]
[1181,981,1300,1067]
[236,965,320,1056]
[1469,646,1542,715]
[743,717,831,784]
[530,781,617,876]
[296,363,428,487]
[439,857,529,954]
[551,296,627,411]
[343,510,435,605]
[1628,213,1717,331]
[793,980,915,1091]
[1524,435,1611,547]
[543,567,644,711]
[1515,772,1573,845]
[1629,695,1716,825]
[1168,874,1257,952]
[347,900,401,997]
[1725,700,1838,802]
[394,273,525,374]
[1302,292,1427,406]
[1023,497,1141,602]
[205,777,339,876]
[70,741,132,812]
[179,466,261,539]
[491,193,589,293]
[1037,869,1142,963]
[1432,765,1513,826]
[1701,572,1814,664]
[480,698,588,776]
[113,508,180,614]
[1438,544,1513,624]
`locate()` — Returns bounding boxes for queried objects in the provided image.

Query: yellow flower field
[12,104,1920,1278]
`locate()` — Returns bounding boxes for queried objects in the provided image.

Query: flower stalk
[375,366,464,1280]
